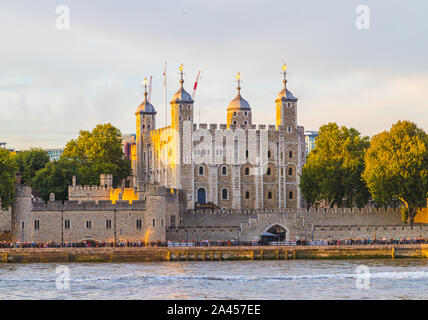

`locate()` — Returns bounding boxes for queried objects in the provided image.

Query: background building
[45,149,64,161]
[304,131,318,156]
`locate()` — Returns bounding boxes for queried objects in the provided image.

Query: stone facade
[10,185,185,244]
[7,184,427,243]
[134,67,306,211]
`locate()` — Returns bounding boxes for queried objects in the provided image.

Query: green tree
[300,123,370,208]
[61,123,131,187]
[363,121,428,227]
[13,148,49,185]
[0,149,17,210]
[299,165,321,209]
[32,159,80,201]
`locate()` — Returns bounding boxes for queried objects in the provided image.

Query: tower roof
[171,64,193,103]
[136,78,156,114]
[277,63,298,101]
[227,72,251,111]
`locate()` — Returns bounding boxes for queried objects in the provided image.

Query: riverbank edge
[1,244,428,263]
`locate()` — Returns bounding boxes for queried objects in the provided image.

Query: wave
[3,271,428,284]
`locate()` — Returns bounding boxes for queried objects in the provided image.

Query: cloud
[0,0,427,149]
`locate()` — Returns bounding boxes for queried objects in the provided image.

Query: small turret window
[222,166,227,176]
[199,166,204,175]
[222,188,228,200]
[244,111,248,116]
[289,151,293,158]
[233,121,237,125]
[268,191,273,199]
[245,167,250,176]
[245,191,250,199]
[267,167,271,176]
[289,191,293,199]
[233,112,236,116]
[288,167,293,176]
[268,150,271,158]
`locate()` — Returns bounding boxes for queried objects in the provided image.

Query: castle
[134,65,306,211]
[1,64,425,244]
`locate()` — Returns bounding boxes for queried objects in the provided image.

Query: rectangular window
[106,219,112,229]
[86,221,92,229]
[34,220,40,230]
[152,219,155,227]
[64,219,70,229]
[136,219,142,229]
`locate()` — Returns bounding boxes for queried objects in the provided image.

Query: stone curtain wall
[0,207,11,232]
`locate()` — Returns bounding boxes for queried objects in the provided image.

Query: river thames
[1,259,428,299]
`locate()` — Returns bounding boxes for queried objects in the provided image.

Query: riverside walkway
[1,244,428,263]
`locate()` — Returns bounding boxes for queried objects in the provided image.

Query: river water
[1,259,428,299]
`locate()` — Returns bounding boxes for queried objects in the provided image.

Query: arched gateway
[263,225,287,241]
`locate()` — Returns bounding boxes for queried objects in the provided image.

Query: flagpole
[163,62,168,128]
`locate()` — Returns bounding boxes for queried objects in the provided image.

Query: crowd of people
[0,237,427,248]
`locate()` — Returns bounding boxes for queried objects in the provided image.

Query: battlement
[192,123,280,133]
[32,199,146,211]
[15,185,32,197]
[68,185,113,192]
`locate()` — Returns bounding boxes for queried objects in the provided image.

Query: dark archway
[197,188,206,204]
[266,225,286,241]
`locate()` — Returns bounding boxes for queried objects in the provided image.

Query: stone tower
[11,185,32,242]
[135,77,157,199]
[170,64,195,208]
[276,64,298,131]
[227,73,252,128]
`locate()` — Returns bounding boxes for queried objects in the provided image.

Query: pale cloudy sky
[1,0,427,150]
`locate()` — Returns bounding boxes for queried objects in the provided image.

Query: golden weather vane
[142,77,149,97]
[236,72,241,87]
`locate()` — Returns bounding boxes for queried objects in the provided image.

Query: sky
[1,0,427,150]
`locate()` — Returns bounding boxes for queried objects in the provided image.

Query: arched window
[288,167,293,176]
[289,191,293,199]
[268,191,273,199]
[222,188,228,200]
[267,167,271,176]
[289,151,293,158]
[245,191,250,199]
[199,166,204,175]
[233,120,237,125]
[222,166,227,176]
[245,167,250,176]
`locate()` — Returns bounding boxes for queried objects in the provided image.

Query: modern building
[304,131,318,155]
[0,142,14,152]
[45,148,64,161]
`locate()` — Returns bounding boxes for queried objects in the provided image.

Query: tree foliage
[300,122,370,208]
[32,159,80,201]
[363,121,428,227]
[13,148,49,185]
[32,124,131,201]
[0,149,17,210]
[61,123,131,187]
